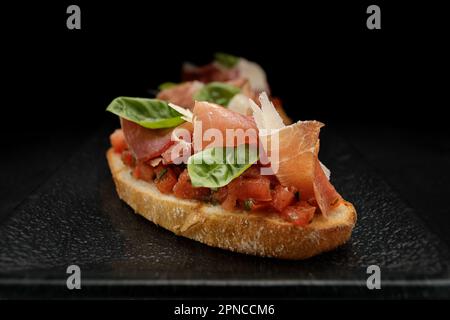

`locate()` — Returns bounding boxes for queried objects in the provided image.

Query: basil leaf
[244,199,254,211]
[106,97,185,129]
[187,145,258,188]
[214,52,239,68]
[158,82,178,90]
[156,168,168,180]
[193,82,240,106]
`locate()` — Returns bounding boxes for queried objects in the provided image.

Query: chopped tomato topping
[211,186,228,204]
[121,150,135,167]
[241,166,261,179]
[173,170,210,201]
[281,201,316,226]
[110,129,127,153]
[235,177,272,201]
[132,161,155,182]
[271,185,297,212]
[216,175,272,210]
[121,119,173,161]
[244,164,279,187]
[221,193,238,211]
[116,139,318,225]
[171,165,185,177]
[220,177,243,210]
[154,166,178,194]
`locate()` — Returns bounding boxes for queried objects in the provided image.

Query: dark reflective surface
[0,127,448,299]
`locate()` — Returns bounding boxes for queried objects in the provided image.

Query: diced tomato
[236,177,272,201]
[132,167,139,179]
[132,161,155,182]
[268,175,281,188]
[251,201,272,211]
[271,185,297,212]
[242,165,261,179]
[154,166,178,194]
[121,150,135,167]
[173,170,210,201]
[239,164,278,181]
[171,165,185,177]
[216,174,272,210]
[221,193,237,211]
[281,201,316,226]
[211,186,228,204]
[220,177,242,210]
[110,129,127,153]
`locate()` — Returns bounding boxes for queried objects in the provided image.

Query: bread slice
[107,148,357,259]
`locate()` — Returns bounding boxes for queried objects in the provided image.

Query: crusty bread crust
[107,148,357,259]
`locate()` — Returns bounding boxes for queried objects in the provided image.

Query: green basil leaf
[106,97,185,129]
[156,168,168,180]
[193,82,240,107]
[214,52,239,68]
[244,199,254,211]
[158,82,178,90]
[187,145,258,188]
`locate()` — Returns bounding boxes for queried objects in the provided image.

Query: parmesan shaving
[150,157,163,167]
[168,103,193,123]
[190,80,205,93]
[250,92,285,132]
[228,93,253,115]
[237,58,269,92]
[320,161,331,180]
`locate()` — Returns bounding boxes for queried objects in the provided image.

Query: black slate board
[0,129,449,299]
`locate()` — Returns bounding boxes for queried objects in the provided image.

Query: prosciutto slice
[265,121,342,216]
[156,81,203,110]
[192,101,258,150]
[160,122,194,164]
[121,118,173,162]
[251,92,342,216]
[182,63,238,83]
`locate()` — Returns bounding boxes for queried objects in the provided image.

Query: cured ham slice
[313,156,342,216]
[252,93,342,216]
[192,101,258,150]
[182,62,239,83]
[156,81,203,109]
[182,59,269,93]
[269,121,322,201]
[194,101,257,132]
[265,121,342,216]
[121,118,174,162]
[160,122,194,164]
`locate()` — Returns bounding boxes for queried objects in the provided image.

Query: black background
[3,1,448,131]
[0,0,449,300]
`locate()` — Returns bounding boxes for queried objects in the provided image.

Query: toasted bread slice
[107,148,357,259]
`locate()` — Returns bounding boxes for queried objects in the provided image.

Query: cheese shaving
[150,157,163,167]
[250,92,285,132]
[237,58,269,92]
[168,103,193,123]
[320,161,331,180]
[228,93,253,115]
